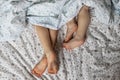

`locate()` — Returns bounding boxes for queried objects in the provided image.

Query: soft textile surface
[0,0,120,80]
[0,22,120,80]
[27,0,81,30]
[1,0,120,41]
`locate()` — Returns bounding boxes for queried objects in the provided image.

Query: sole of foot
[63,38,85,50]
[64,19,78,42]
[31,56,48,77]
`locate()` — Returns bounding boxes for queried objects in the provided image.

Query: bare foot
[46,52,59,74]
[63,36,86,50]
[31,55,48,77]
[64,18,78,42]
[63,6,90,50]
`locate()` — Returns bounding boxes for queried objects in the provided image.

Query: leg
[32,25,53,77]
[34,25,54,53]
[64,18,78,42]
[63,5,90,49]
[47,29,59,74]
[49,29,58,47]
[31,25,59,77]
[75,5,90,40]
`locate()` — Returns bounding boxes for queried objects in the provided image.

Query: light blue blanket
[0,0,120,41]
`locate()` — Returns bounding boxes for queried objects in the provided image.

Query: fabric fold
[0,0,120,41]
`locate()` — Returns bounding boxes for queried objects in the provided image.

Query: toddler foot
[63,36,86,50]
[46,52,59,74]
[31,55,48,77]
[64,18,78,42]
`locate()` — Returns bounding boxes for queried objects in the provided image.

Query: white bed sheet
[0,0,120,80]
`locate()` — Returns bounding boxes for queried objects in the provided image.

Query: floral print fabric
[0,22,120,80]
[0,0,120,41]
[0,0,120,80]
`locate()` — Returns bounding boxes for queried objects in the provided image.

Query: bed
[0,0,120,80]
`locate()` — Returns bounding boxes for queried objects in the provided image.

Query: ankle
[44,49,54,54]
[46,53,57,62]
[74,34,85,41]
[67,19,77,25]
[44,49,55,54]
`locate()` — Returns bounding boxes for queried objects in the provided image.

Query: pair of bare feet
[31,5,90,77]
[63,5,90,50]
[32,52,59,77]
[63,18,85,51]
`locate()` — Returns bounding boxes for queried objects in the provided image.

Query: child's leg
[64,18,78,42]
[75,5,90,40]
[63,5,90,49]
[47,29,59,74]
[49,29,58,47]
[32,25,58,77]
[34,25,54,53]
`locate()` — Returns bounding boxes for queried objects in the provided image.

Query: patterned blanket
[0,0,120,80]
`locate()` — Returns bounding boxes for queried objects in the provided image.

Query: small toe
[48,61,59,74]
[63,44,70,50]
[31,69,35,74]
[48,70,55,74]
[64,37,69,41]
[62,43,66,48]
[48,68,58,74]
[34,72,41,77]
[31,67,42,77]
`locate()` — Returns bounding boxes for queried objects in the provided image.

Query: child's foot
[46,52,59,74]
[64,18,78,42]
[31,55,48,77]
[63,6,90,50]
[63,36,86,50]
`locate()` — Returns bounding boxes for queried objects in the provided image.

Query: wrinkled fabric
[0,0,120,80]
[27,0,82,30]
[0,0,120,41]
[0,0,26,41]
[0,22,120,80]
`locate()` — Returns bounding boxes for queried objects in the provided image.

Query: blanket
[0,0,120,80]
[1,0,120,41]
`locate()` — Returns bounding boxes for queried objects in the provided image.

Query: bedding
[0,0,118,41]
[0,0,120,80]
